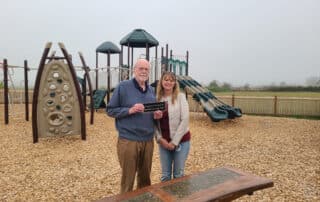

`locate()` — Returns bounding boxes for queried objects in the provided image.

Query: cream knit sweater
[155,92,190,146]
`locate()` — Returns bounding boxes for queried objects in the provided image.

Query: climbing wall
[37,60,81,137]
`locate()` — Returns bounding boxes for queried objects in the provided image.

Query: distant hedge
[264,86,320,92]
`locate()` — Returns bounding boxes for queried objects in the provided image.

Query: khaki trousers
[117,138,154,193]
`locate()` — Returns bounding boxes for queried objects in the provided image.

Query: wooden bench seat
[96,166,273,202]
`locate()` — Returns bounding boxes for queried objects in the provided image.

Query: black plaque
[143,102,166,112]
[162,168,241,198]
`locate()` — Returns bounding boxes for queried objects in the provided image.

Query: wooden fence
[1,90,320,117]
[188,95,320,117]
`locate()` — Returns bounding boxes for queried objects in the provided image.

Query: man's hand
[153,110,163,119]
[129,103,144,114]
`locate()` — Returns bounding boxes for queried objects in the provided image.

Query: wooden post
[24,60,29,121]
[170,50,173,72]
[79,52,94,125]
[155,45,158,80]
[274,96,277,115]
[119,49,122,82]
[95,52,99,90]
[146,43,149,61]
[161,47,164,74]
[161,47,164,59]
[32,42,52,143]
[232,94,235,107]
[186,51,189,76]
[59,43,86,141]
[3,59,9,124]
[120,45,123,66]
[83,74,87,110]
[131,47,134,71]
[107,52,111,103]
[127,43,130,78]
[165,44,169,71]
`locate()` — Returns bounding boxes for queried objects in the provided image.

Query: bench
[96,166,273,202]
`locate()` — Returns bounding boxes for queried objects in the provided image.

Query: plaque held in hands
[143,102,166,112]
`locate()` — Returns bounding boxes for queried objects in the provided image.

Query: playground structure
[178,75,242,122]
[78,29,242,122]
[1,28,242,126]
[32,42,86,143]
[0,59,32,124]
[3,64,24,110]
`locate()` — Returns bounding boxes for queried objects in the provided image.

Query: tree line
[206,78,320,92]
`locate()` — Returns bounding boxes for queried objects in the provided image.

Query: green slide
[177,75,242,122]
[93,90,107,109]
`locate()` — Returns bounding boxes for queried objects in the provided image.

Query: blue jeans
[159,141,190,182]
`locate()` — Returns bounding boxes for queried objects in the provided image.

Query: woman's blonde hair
[156,71,180,104]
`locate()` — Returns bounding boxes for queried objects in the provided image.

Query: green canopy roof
[96,41,120,54]
[120,28,159,48]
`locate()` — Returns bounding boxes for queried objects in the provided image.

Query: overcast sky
[1,0,319,86]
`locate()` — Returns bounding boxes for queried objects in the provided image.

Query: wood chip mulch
[0,109,319,201]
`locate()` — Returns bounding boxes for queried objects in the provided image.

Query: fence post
[24,60,29,121]
[4,59,9,124]
[274,96,277,115]
[232,94,235,107]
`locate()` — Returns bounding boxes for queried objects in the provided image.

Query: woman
[155,71,191,182]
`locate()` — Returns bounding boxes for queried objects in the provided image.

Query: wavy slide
[177,75,242,122]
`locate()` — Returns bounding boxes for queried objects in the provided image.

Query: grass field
[214,91,320,98]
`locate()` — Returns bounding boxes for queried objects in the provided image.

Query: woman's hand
[159,138,175,150]
[159,138,168,148]
[159,138,172,150]
[167,143,176,150]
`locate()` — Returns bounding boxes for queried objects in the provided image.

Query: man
[106,58,162,193]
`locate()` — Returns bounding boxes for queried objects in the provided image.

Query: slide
[92,89,107,109]
[177,75,242,122]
